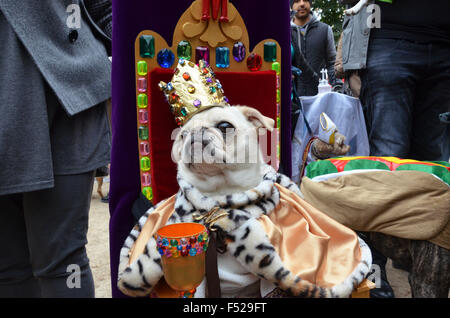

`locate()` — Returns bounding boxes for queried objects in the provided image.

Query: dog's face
[172,105,274,194]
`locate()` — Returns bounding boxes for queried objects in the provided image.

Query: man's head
[291,0,312,20]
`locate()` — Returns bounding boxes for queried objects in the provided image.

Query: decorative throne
[133,0,284,204]
[109,0,292,298]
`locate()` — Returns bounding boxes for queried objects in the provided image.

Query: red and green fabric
[306,156,450,186]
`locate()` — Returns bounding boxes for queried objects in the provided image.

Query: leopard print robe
[117,166,372,298]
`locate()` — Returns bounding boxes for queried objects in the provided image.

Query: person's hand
[312,132,350,159]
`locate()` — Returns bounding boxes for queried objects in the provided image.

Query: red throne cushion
[148,68,277,204]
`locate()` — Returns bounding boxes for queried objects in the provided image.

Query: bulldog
[117,105,371,298]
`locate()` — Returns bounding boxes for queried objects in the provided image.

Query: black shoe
[369,246,395,298]
[369,275,395,298]
[101,193,109,203]
[358,232,395,298]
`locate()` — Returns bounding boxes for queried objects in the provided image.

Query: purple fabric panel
[110,0,292,297]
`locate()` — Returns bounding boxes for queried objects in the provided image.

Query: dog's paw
[312,132,350,159]
[332,132,351,156]
[117,237,163,297]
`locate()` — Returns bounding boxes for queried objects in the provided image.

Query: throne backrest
[133,0,283,204]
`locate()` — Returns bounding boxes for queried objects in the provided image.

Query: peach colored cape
[129,184,364,292]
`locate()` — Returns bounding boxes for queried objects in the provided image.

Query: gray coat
[0,0,112,195]
[340,0,374,71]
[0,0,111,115]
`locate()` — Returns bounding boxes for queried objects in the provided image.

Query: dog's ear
[171,127,183,163]
[236,106,274,132]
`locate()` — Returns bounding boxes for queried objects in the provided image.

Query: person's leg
[369,233,412,272]
[23,172,96,298]
[361,232,395,298]
[409,42,450,162]
[408,240,450,298]
[0,194,41,297]
[359,38,423,158]
[359,38,426,298]
[406,57,450,295]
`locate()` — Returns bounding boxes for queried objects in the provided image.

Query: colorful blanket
[301,157,450,250]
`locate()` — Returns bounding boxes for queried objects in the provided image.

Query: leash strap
[299,137,318,180]
[291,80,313,136]
[205,231,221,298]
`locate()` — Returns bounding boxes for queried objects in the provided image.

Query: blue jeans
[360,38,450,161]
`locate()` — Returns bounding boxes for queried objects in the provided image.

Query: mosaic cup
[155,223,209,298]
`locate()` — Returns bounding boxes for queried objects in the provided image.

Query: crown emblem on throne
[159,59,230,126]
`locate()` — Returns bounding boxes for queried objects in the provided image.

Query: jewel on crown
[159,59,230,126]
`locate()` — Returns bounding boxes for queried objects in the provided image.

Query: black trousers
[0,172,96,297]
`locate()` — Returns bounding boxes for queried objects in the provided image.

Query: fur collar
[169,165,299,232]
[117,165,371,298]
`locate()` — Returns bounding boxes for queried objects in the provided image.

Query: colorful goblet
[155,222,209,298]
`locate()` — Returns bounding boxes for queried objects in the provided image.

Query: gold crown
[159,59,230,126]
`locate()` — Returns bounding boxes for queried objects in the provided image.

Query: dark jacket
[81,0,112,55]
[291,14,337,96]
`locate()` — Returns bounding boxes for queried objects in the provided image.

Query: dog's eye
[216,121,235,134]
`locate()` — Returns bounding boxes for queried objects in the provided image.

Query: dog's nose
[190,136,211,147]
[190,137,211,147]
[190,127,211,147]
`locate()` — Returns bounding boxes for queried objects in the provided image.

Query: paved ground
[86,179,112,298]
[86,180,413,298]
